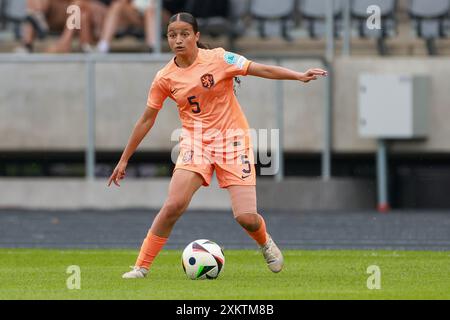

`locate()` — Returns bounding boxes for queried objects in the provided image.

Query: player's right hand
[107,161,128,187]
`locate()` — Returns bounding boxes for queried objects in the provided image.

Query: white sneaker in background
[96,40,110,53]
[14,46,31,54]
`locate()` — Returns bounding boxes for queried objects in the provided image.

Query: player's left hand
[299,69,328,83]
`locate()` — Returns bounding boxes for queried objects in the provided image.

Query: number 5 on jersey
[188,96,201,114]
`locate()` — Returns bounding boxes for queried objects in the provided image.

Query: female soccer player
[108,12,327,278]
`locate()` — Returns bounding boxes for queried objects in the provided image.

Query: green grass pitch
[0,249,449,300]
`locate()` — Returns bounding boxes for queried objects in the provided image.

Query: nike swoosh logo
[241,174,251,179]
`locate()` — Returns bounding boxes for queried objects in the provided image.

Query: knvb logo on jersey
[201,74,215,89]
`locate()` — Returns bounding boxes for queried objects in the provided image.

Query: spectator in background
[16,0,71,53]
[96,0,187,53]
[16,0,108,53]
[47,0,108,53]
[96,0,156,53]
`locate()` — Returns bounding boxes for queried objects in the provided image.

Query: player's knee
[162,198,187,221]
[235,213,260,232]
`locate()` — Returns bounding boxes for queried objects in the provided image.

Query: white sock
[96,40,110,53]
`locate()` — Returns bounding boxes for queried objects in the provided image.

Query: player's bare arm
[247,62,327,83]
[108,107,159,187]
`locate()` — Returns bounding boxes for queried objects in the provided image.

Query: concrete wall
[0,58,325,152]
[0,63,86,150]
[2,57,449,153]
[334,57,450,153]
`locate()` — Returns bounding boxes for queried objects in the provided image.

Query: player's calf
[236,214,284,273]
[235,213,261,232]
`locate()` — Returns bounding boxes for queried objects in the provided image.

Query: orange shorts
[173,147,256,188]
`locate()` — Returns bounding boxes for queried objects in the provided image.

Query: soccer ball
[181,239,225,280]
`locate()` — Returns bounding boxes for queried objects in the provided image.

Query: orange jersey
[147,48,253,153]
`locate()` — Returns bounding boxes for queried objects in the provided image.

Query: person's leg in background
[143,5,156,52]
[17,0,50,52]
[89,0,108,45]
[46,0,99,53]
[96,0,143,53]
[97,0,127,52]
[123,168,205,278]
[143,0,185,53]
[45,0,71,32]
[77,0,108,52]
[26,0,50,34]
[227,185,284,273]
[46,0,107,53]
